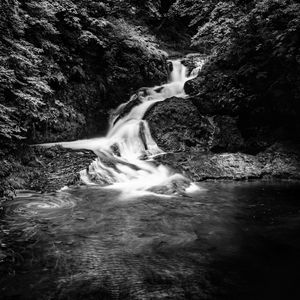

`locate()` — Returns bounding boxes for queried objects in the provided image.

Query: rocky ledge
[0,146,96,201]
[145,97,300,181]
[155,146,300,182]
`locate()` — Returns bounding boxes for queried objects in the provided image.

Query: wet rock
[156,152,262,181]
[23,146,97,192]
[145,97,210,152]
[155,143,300,181]
[181,53,207,74]
[167,60,173,74]
[112,93,143,125]
[184,77,199,96]
[110,144,120,156]
[145,97,244,153]
[258,143,300,179]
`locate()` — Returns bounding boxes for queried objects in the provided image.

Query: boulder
[145,97,209,152]
[181,53,206,74]
[145,97,244,153]
[155,143,300,182]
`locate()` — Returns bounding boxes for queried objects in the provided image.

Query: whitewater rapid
[43,59,203,198]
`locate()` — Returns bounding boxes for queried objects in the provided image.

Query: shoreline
[1,144,299,203]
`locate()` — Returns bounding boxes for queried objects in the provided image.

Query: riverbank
[156,144,300,181]
[0,146,96,204]
[1,142,299,206]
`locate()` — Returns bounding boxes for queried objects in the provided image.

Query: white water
[43,59,204,198]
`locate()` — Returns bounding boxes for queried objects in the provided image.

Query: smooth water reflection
[1,181,300,299]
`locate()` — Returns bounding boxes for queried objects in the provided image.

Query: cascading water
[44,60,203,198]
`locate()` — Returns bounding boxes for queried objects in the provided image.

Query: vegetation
[171,0,300,150]
[0,0,169,149]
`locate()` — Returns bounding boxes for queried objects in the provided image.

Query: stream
[1,181,300,299]
[41,59,202,199]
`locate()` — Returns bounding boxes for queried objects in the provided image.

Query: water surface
[1,181,300,299]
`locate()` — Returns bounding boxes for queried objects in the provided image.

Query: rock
[112,92,144,125]
[23,146,97,192]
[167,60,173,74]
[0,250,7,262]
[145,97,210,152]
[184,70,243,116]
[209,116,244,153]
[70,66,86,82]
[184,76,225,116]
[148,177,191,196]
[184,76,226,116]
[191,95,220,115]
[258,143,300,179]
[156,152,263,181]
[155,144,300,182]
[181,53,207,74]
[110,144,120,157]
[144,93,299,181]
[184,77,200,96]
[145,97,244,153]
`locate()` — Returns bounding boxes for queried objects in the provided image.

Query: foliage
[0,0,170,146]
[2,0,299,150]
[174,0,300,132]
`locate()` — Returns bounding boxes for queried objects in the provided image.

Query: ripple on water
[5,191,78,221]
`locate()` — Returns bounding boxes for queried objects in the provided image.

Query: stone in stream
[145,97,244,153]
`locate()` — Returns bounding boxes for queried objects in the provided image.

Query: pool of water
[1,181,300,299]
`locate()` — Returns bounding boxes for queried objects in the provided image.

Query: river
[1,181,300,299]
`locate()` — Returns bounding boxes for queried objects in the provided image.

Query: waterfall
[170,60,187,83]
[43,59,203,198]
